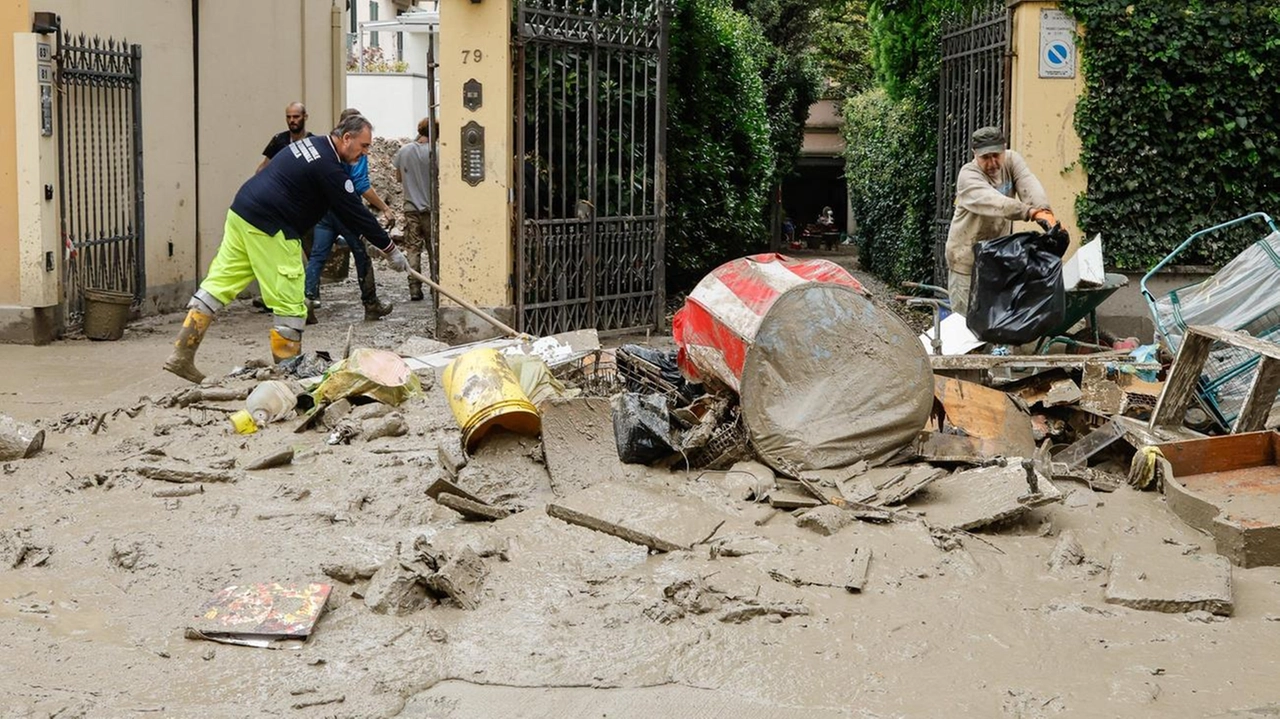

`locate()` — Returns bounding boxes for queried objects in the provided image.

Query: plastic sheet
[1152,231,1280,351]
[966,230,1068,345]
[312,348,422,407]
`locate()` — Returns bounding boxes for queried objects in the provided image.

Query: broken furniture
[923,376,1036,462]
[1157,431,1280,568]
[1144,212,1280,431]
[1150,325,1280,435]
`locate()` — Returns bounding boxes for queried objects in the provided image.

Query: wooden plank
[425,477,487,505]
[934,376,1036,457]
[1113,415,1204,448]
[546,482,725,552]
[1156,431,1277,478]
[1187,325,1280,361]
[1234,356,1280,434]
[916,432,1011,463]
[436,493,511,522]
[848,547,872,592]
[1150,331,1214,428]
[768,484,823,510]
[929,353,1159,372]
[546,504,686,553]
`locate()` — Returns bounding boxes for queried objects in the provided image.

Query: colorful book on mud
[186,582,331,649]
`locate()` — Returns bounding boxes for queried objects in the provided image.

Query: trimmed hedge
[666,0,775,290]
[842,88,936,284]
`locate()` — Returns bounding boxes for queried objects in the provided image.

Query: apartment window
[369,1,379,48]
[396,31,404,62]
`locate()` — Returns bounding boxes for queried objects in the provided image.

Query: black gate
[934,3,1008,282]
[514,0,668,335]
[55,33,145,322]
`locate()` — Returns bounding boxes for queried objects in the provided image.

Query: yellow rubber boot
[163,309,214,383]
[270,328,302,364]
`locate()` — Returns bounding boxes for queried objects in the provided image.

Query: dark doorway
[783,158,848,235]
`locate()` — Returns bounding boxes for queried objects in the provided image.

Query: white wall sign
[1039,9,1077,79]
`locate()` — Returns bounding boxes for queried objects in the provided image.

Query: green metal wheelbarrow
[1035,272,1130,353]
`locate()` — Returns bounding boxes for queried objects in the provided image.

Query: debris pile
[12,230,1280,714]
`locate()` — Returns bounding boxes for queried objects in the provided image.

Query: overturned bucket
[82,288,133,341]
[443,348,541,451]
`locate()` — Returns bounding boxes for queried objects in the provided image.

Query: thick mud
[3,269,1280,718]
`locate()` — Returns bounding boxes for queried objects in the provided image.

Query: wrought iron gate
[55,33,145,322]
[514,0,668,335]
[933,3,1008,282]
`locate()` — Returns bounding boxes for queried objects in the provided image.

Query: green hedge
[1063,0,1280,268]
[842,88,936,284]
[840,0,986,286]
[666,0,775,291]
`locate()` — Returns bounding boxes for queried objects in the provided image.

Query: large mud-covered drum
[673,254,933,473]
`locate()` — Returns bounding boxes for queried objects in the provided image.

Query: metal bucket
[443,348,541,451]
[82,289,133,341]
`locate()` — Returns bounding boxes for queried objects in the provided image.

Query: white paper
[920,313,984,356]
[1064,234,1105,290]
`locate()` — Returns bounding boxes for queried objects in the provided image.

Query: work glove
[1032,209,1057,231]
[386,247,410,273]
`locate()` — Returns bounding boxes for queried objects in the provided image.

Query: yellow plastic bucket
[443,348,541,451]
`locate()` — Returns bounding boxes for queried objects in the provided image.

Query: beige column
[12,32,60,309]
[1008,0,1088,257]
[0,1,31,305]
[437,0,513,313]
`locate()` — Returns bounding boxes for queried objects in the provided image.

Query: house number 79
[462,49,483,64]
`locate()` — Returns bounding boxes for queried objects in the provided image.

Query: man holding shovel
[163,114,408,383]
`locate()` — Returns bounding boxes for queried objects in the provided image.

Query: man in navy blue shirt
[164,114,408,383]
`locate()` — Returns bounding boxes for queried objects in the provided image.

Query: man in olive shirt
[944,126,1056,316]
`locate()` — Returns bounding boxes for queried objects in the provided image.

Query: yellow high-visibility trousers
[199,210,306,319]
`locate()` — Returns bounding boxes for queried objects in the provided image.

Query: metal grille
[934,3,1008,283]
[515,0,667,336]
[55,33,145,322]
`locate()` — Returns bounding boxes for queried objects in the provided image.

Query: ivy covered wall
[1062,0,1280,268]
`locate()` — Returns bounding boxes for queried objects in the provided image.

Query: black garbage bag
[967,228,1069,345]
[611,392,676,465]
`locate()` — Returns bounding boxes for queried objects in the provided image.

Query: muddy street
[2,269,1280,718]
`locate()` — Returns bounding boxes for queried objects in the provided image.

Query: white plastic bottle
[245,380,300,426]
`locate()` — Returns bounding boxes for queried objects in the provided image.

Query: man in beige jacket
[945,126,1056,315]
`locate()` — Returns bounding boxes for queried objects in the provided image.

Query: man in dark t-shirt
[256,102,313,174]
[163,114,409,383]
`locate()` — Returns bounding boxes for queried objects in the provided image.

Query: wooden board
[934,377,1036,457]
[929,353,1160,372]
[547,482,726,552]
